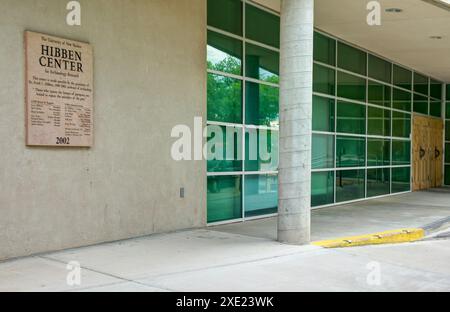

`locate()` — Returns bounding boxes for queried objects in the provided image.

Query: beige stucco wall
[0,0,206,260]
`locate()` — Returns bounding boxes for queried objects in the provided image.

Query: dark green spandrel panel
[337,101,366,135]
[207,0,243,36]
[312,171,335,207]
[337,42,367,76]
[368,107,391,137]
[313,95,335,132]
[392,88,412,112]
[207,30,242,75]
[245,3,280,48]
[367,139,390,167]
[445,143,450,164]
[207,125,243,172]
[413,93,428,115]
[314,32,336,66]
[368,54,391,84]
[244,174,278,217]
[429,100,442,118]
[337,71,366,102]
[445,166,450,186]
[367,168,391,197]
[207,175,242,223]
[430,79,442,100]
[393,64,412,91]
[392,140,411,165]
[245,129,279,172]
[245,43,279,83]
[446,102,450,119]
[245,82,279,127]
[312,134,334,169]
[392,111,411,138]
[313,64,335,96]
[207,73,242,124]
[336,169,366,203]
[414,72,429,96]
[392,167,411,193]
[447,85,450,101]
[368,81,391,108]
[336,136,366,168]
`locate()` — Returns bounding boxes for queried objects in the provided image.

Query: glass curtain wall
[446,84,450,185]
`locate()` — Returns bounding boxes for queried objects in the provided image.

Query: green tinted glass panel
[392,140,411,165]
[336,136,366,168]
[393,65,412,91]
[445,143,450,164]
[367,139,390,167]
[413,93,428,115]
[207,74,242,123]
[392,167,411,193]
[244,174,278,217]
[337,71,366,102]
[447,85,450,100]
[446,123,450,141]
[414,72,429,96]
[312,134,334,169]
[207,31,242,75]
[337,42,367,75]
[207,175,242,223]
[245,3,280,48]
[368,81,391,108]
[245,82,279,127]
[207,125,243,172]
[207,0,242,36]
[430,79,442,100]
[446,166,450,185]
[368,54,391,83]
[314,32,335,66]
[367,168,390,197]
[392,111,411,138]
[337,101,366,135]
[336,169,365,202]
[313,95,335,132]
[245,43,279,83]
[368,107,391,137]
[392,88,411,112]
[245,129,279,172]
[313,64,335,96]
[312,171,335,207]
[446,102,450,119]
[430,100,442,118]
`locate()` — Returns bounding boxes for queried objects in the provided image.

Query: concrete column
[278,0,314,245]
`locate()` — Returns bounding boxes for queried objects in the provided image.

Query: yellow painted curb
[312,228,425,248]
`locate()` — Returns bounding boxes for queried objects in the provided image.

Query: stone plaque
[25,31,93,147]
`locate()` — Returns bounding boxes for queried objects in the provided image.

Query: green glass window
[245,3,280,48]
[392,167,411,193]
[244,174,278,217]
[207,31,242,75]
[337,42,367,76]
[430,79,442,100]
[337,71,366,102]
[367,168,390,197]
[245,43,279,83]
[414,72,429,96]
[445,143,450,164]
[207,125,243,172]
[337,101,366,135]
[245,129,279,172]
[368,81,391,108]
[446,102,450,119]
[392,111,411,138]
[207,0,243,36]
[312,134,334,169]
[446,166,450,185]
[430,100,442,118]
[393,65,412,91]
[207,74,242,123]
[336,169,365,202]
[392,140,411,165]
[313,95,335,132]
[207,175,242,223]
[413,93,428,115]
[368,107,391,137]
[368,54,391,84]
[245,82,279,127]
[446,123,450,141]
[314,32,335,66]
[392,88,411,112]
[336,136,366,168]
[447,85,450,100]
[367,139,390,167]
[312,171,335,207]
[313,64,335,96]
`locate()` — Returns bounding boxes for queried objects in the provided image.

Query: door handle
[435,148,441,159]
[420,147,426,159]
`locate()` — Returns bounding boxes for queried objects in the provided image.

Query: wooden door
[431,118,444,187]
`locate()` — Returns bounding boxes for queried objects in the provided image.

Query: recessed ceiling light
[385,8,403,13]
